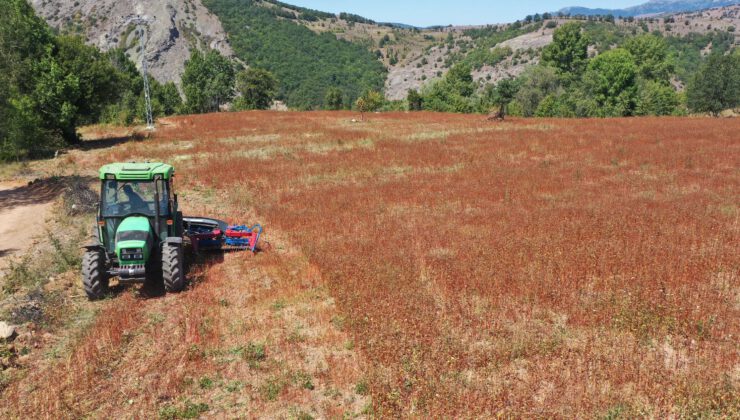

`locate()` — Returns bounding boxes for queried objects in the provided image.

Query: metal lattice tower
[139,27,155,131]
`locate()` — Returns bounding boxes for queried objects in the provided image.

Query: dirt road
[0,180,62,270]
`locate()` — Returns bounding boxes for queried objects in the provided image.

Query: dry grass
[2,111,738,418]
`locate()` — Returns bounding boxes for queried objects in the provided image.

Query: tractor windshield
[101,180,169,218]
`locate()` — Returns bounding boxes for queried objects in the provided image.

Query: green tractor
[82,162,185,300]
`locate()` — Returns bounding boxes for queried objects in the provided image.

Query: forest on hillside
[203,0,387,109]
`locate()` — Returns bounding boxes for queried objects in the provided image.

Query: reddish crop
[3,112,738,418]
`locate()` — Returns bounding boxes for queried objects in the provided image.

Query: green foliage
[514,66,561,117]
[462,46,513,71]
[624,35,673,82]
[636,80,679,116]
[407,89,423,111]
[583,48,638,116]
[687,52,740,115]
[483,78,520,115]
[324,87,344,110]
[204,0,386,109]
[262,0,334,21]
[457,23,540,70]
[664,31,735,82]
[233,67,278,111]
[339,12,375,25]
[101,49,183,125]
[422,63,477,113]
[182,49,235,114]
[445,64,475,97]
[356,90,384,114]
[159,400,209,419]
[582,21,630,53]
[158,82,183,116]
[54,36,122,127]
[0,0,143,160]
[542,23,590,78]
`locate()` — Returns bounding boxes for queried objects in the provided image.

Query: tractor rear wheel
[82,250,109,300]
[162,243,185,293]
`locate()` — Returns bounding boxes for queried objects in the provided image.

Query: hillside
[29,0,234,85]
[28,0,739,104]
[561,0,739,17]
[383,8,738,99]
[202,0,387,109]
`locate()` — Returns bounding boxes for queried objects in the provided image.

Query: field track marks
[1,230,369,418]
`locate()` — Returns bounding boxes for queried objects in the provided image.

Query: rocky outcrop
[30,0,235,85]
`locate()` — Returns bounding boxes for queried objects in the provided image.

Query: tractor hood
[115,216,154,265]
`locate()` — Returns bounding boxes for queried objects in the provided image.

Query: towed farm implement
[82,162,262,300]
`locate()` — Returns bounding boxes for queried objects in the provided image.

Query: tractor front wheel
[162,243,185,293]
[82,250,109,300]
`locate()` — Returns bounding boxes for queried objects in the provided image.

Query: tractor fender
[164,237,183,245]
[82,244,105,252]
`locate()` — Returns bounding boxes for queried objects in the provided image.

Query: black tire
[82,250,109,300]
[162,243,185,293]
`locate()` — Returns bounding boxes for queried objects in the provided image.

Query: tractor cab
[82,162,185,300]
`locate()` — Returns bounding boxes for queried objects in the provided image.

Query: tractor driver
[122,184,148,211]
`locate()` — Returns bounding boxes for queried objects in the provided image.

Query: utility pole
[138,27,155,131]
[128,16,155,131]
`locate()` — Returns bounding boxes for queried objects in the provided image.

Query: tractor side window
[157,179,170,215]
[102,181,120,216]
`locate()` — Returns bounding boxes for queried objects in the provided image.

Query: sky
[287,0,646,26]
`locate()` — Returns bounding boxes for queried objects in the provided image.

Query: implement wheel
[82,250,109,300]
[162,243,185,293]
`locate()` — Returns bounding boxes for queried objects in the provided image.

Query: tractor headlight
[121,248,144,260]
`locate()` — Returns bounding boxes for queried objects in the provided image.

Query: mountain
[27,0,739,105]
[560,0,739,17]
[29,0,234,85]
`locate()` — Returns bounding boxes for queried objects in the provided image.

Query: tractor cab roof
[99,162,174,181]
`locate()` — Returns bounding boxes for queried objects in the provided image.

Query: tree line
[403,23,739,117]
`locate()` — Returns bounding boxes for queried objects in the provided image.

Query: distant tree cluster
[339,12,376,25]
[406,22,738,117]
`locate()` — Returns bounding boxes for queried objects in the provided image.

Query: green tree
[687,53,740,115]
[583,48,638,117]
[182,49,235,114]
[29,50,79,142]
[407,89,423,111]
[422,63,476,113]
[536,94,568,117]
[325,87,344,110]
[233,67,278,111]
[50,36,121,142]
[636,80,679,116]
[623,34,674,82]
[444,63,475,97]
[484,78,520,118]
[355,90,384,119]
[541,23,589,79]
[159,82,183,116]
[514,66,561,117]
